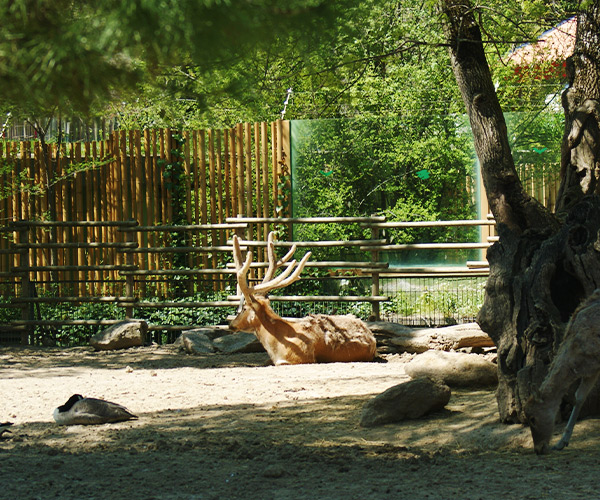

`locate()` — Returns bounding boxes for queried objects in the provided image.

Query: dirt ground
[1,345,600,500]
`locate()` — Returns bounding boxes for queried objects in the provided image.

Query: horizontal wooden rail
[130,301,235,308]
[360,242,492,251]
[12,296,133,304]
[233,239,386,248]
[10,319,124,326]
[119,223,248,232]
[226,216,386,224]
[12,265,137,272]
[15,242,138,249]
[9,220,139,228]
[380,268,489,277]
[120,269,235,276]
[363,219,496,228]
[123,245,233,253]
[226,261,389,269]
[228,295,388,303]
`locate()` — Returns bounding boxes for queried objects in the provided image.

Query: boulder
[360,377,451,427]
[90,320,147,351]
[404,350,497,388]
[175,330,215,354]
[212,331,263,354]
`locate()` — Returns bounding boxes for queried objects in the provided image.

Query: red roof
[507,17,576,66]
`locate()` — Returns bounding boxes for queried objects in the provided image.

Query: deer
[524,289,600,454]
[229,232,377,365]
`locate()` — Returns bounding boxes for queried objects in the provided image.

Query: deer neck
[250,297,295,338]
[539,349,580,409]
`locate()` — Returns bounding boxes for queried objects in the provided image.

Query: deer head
[229,232,312,332]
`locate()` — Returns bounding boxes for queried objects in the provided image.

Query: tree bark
[440,0,600,423]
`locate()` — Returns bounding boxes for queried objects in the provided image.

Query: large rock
[175,330,216,354]
[404,350,497,388]
[90,320,147,350]
[212,331,263,354]
[360,377,451,427]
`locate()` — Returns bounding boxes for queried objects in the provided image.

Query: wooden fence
[0,121,292,292]
[0,216,496,345]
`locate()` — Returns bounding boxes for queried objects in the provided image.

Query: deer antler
[232,232,311,299]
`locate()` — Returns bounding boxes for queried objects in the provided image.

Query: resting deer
[229,232,377,365]
[524,289,600,454]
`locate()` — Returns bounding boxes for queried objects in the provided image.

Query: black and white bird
[53,395,138,425]
[0,422,13,438]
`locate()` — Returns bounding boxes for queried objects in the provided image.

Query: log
[367,322,495,353]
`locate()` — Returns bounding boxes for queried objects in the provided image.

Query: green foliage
[290,116,478,261]
[380,276,486,325]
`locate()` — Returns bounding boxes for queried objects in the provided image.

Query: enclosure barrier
[0,216,495,344]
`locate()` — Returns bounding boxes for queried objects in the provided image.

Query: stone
[175,330,215,354]
[90,320,147,351]
[212,331,264,354]
[360,377,451,427]
[404,350,498,388]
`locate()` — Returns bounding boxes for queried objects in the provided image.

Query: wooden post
[369,221,381,321]
[125,223,136,319]
[18,225,32,345]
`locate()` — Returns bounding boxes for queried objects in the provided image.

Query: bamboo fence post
[261,122,270,256]
[114,131,123,274]
[121,130,131,220]
[11,142,20,222]
[198,130,208,270]
[0,144,5,275]
[18,225,32,345]
[159,129,167,224]
[271,121,278,220]
[125,225,136,319]
[152,129,160,275]
[208,129,218,278]
[99,139,109,293]
[224,129,232,219]
[183,131,193,292]
[74,143,86,295]
[228,127,237,217]
[192,131,200,274]
[370,221,381,321]
[143,129,153,277]
[244,122,253,232]
[165,129,173,224]
[254,123,263,276]
[91,141,100,293]
[216,130,225,289]
[236,123,244,220]
[134,130,144,289]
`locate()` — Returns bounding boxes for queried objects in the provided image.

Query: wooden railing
[0,216,495,344]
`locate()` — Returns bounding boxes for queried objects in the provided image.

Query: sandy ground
[2,345,600,500]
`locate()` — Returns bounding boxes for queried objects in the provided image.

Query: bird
[53,395,138,425]
[0,422,13,438]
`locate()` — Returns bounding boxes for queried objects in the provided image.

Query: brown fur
[524,289,600,454]
[229,233,377,365]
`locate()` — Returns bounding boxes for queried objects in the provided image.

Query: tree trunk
[440,0,600,423]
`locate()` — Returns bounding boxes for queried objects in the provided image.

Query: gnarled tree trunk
[440,0,600,423]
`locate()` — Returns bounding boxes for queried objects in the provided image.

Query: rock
[360,377,451,427]
[175,330,215,354]
[404,350,497,388]
[90,320,147,350]
[212,331,263,354]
